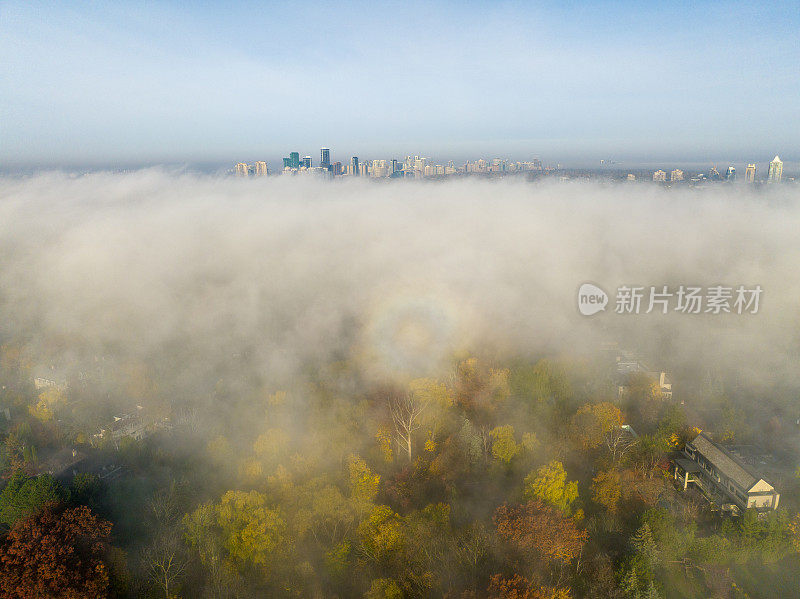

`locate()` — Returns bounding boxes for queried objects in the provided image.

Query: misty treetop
[3,342,800,598]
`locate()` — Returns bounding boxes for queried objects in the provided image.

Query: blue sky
[1,1,798,168]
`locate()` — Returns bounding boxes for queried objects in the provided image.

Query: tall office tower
[725,166,736,181]
[254,161,269,176]
[391,159,398,174]
[414,156,428,178]
[745,164,757,182]
[768,156,783,183]
[283,157,292,169]
[532,158,542,170]
[302,156,312,168]
[234,162,249,177]
[332,161,342,176]
[320,148,330,168]
[653,170,667,182]
[351,157,359,176]
[671,169,684,182]
[289,152,300,169]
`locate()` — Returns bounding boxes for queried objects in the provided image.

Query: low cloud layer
[1,171,799,400]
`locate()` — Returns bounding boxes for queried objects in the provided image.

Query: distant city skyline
[231,148,795,183]
[3,153,795,179]
[1,1,798,169]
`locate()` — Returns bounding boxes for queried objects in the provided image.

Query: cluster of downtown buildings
[233,148,547,179]
[646,155,785,184]
[233,150,788,184]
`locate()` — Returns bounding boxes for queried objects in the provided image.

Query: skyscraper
[725,166,736,181]
[302,156,312,169]
[745,164,756,182]
[320,148,330,168]
[254,161,268,176]
[332,162,342,176]
[351,156,359,176]
[671,169,684,182]
[653,170,666,182]
[371,160,389,177]
[768,156,783,183]
[289,152,300,169]
[234,162,249,177]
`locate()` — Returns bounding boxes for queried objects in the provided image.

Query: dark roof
[689,433,759,490]
[36,447,85,477]
[675,457,702,473]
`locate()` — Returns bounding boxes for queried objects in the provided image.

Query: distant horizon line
[0,155,794,176]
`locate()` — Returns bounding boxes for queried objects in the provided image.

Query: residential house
[674,433,780,512]
[615,354,673,400]
[32,365,68,391]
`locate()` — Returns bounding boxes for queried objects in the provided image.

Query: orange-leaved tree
[494,499,587,567]
[0,503,113,599]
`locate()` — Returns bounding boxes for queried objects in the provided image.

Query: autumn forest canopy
[1,174,800,598]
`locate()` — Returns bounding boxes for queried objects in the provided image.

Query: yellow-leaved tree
[523,460,579,516]
[489,425,522,465]
[183,490,288,576]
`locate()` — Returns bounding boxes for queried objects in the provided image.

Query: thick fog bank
[1,171,798,397]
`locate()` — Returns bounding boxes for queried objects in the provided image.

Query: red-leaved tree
[494,499,587,566]
[0,503,112,599]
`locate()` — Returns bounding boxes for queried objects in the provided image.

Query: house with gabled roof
[32,364,69,391]
[673,432,780,512]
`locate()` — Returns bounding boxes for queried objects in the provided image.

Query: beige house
[674,433,780,512]
[32,365,68,391]
[616,363,672,400]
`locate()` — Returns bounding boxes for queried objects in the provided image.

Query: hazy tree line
[1,342,800,598]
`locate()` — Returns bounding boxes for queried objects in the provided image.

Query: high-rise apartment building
[371,160,389,178]
[302,156,312,169]
[289,152,300,169]
[653,170,667,182]
[320,148,330,168]
[332,162,342,176]
[725,166,736,181]
[768,156,783,183]
[254,161,268,176]
[671,169,684,182]
[490,158,506,172]
[351,156,359,176]
[234,162,249,177]
[745,164,757,182]
[413,156,428,178]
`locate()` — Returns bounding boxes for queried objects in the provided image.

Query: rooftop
[689,433,760,490]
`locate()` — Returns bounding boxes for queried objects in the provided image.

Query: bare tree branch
[389,393,426,461]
